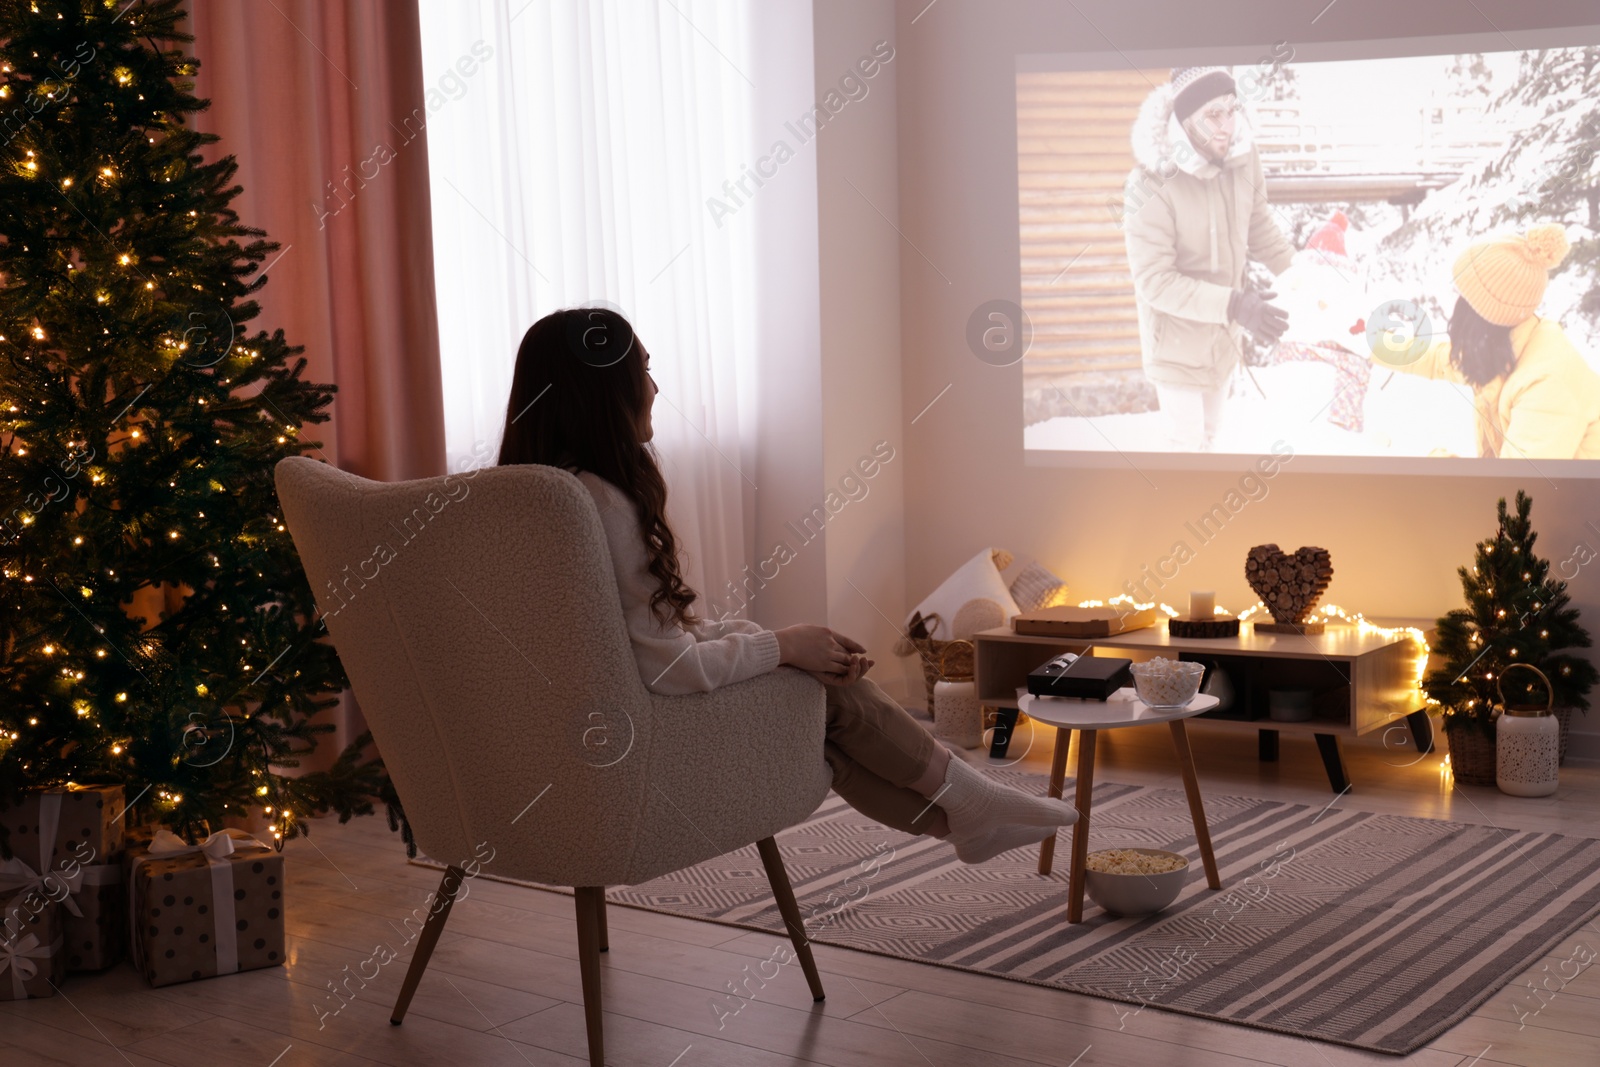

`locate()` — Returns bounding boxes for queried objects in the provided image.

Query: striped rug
[426,770,1600,1055]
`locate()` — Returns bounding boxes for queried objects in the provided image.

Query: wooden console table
[972,620,1431,793]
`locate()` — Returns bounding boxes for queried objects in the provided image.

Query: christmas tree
[1424,491,1597,736]
[0,0,391,850]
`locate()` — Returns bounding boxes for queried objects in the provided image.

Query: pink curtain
[185,1,447,764]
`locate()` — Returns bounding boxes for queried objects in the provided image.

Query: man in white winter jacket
[1123,66,1297,451]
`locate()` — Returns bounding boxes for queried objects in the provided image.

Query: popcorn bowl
[1084,848,1190,917]
[1129,657,1206,709]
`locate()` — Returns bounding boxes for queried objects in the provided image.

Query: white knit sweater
[576,470,782,695]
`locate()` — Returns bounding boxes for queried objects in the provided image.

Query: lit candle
[1190,590,1215,620]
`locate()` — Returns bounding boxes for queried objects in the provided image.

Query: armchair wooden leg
[756,836,825,1003]
[574,886,607,1067]
[596,889,608,952]
[390,866,464,1025]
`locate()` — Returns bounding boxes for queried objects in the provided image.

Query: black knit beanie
[1171,67,1237,123]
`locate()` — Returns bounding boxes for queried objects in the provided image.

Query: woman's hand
[808,653,874,687]
[833,631,868,655]
[775,624,855,675]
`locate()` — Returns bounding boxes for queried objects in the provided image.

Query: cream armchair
[274,457,832,1067]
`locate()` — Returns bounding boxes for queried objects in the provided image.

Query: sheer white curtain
[418,0,760,614]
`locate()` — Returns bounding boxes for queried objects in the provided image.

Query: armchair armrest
[621,667,832,884]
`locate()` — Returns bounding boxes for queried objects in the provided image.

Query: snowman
[1272,211,1369,349]
[1262,211,1376,434]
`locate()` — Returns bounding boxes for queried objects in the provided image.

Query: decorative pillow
[1008,559,1071,613]
[906,547,1021,641]
[950,598,1006,640]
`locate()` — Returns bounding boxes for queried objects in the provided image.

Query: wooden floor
[5,722,1599,1066]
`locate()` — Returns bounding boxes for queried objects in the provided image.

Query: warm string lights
[1081,594,1251,621]
[1075,596,1434,692]
[0,2,382,854]
[1315,604,1433,692]
[1075,593,1155,612]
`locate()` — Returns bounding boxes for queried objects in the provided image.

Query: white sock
[930,756,1077,838]
[947,821,1061,865]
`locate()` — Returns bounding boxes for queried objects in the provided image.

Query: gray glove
[1228,288,1290,345]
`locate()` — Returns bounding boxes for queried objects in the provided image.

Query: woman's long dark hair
[1448,295,1520,388]
[497,307,699,631]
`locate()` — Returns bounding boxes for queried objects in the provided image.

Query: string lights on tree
[1424,491,1595,740]
[0,0,398,851]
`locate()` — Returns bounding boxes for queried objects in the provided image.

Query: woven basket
[1444,719,1497,786]
[897,612,975,715]
[1444,710,1577,777]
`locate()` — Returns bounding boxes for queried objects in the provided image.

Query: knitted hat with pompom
[1452,224,1571,326]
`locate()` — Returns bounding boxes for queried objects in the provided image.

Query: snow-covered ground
[1024,362,1480,457]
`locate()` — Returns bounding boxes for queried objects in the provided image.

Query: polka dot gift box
[125,828,284,988]
[0,784,127,973]
[0,887,66,1000]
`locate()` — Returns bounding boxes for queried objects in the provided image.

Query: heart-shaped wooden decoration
[1245,544,1334,625]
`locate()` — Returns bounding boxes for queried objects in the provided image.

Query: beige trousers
[822,676,942,835]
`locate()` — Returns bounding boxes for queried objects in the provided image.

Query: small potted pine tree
[1424,491,1597,784]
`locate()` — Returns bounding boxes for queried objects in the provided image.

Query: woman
[1379,223,1600,459]
[497,308,1074,864]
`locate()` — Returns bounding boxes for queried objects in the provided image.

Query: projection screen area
[1017,37,1600,474]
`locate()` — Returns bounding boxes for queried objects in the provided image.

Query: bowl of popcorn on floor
[1084,848,1190,917]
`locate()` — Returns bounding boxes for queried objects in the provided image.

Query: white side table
[1017,686,1224,922]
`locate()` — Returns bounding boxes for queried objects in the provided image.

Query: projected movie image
[1018,46,1600,460]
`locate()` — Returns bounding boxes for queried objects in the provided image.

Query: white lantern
[1496,664,1559,798]
[933,640,984,749]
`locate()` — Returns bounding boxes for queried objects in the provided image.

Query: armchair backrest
[274,456,657,886]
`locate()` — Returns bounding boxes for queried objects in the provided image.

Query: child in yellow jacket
[1377,224,1600,460]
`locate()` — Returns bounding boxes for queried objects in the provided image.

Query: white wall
[814,0,911,702]
[745,2,827,635]
[743,0,912,703]
[888,0,1600,755]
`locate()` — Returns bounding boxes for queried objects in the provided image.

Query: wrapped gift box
[0,784,126,971]
[1,889,65,1000]
[127,828,284,988]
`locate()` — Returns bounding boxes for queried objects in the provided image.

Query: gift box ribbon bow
[0,931,60,998]
[133,828,272,977]
[0,790,122,917]
[146,827,263,861]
